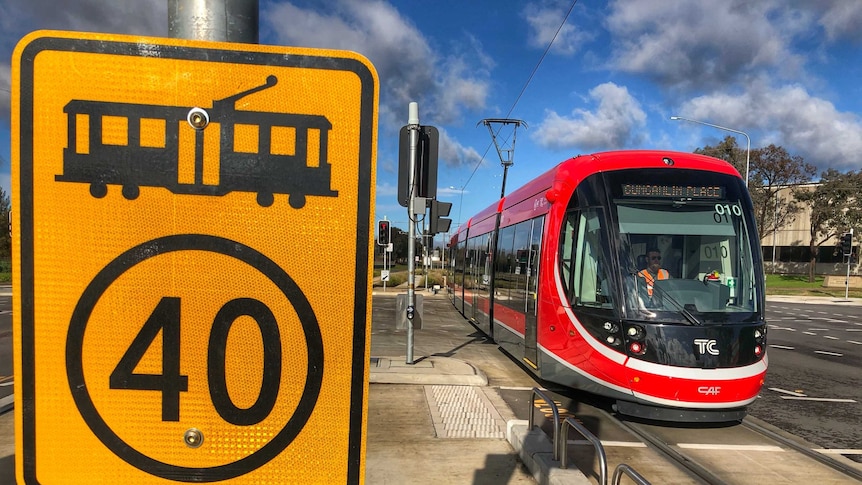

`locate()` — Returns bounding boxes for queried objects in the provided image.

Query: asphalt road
[747,301,862,462]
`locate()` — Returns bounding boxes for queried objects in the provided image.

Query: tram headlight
[626,325,645,340]
[629,341,646,355]
[606,335,619,345]
[603,321,619,334]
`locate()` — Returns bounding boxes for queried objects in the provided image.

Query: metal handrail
[528,388,561,460]
[612,463,651,485]
[560,417,608,485]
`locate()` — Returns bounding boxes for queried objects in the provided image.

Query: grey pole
[406,102,420,364]
[168,0,259,43]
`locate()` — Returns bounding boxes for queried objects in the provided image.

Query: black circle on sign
[65,234,324,482]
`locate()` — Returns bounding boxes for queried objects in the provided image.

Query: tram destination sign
[12,30,378,484]
[622,183,725,199]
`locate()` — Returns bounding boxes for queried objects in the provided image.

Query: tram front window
[618,201,759,323]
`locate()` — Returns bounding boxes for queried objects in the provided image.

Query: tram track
[518,383,862,484]
[740,418,862,483]
[614,417,722,485]
[612,413,862,484]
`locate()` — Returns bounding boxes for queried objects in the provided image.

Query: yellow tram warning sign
[11,30,378,484]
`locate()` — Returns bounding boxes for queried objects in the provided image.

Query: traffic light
[429,200,452,235]
[842,232,853,255]
[397,125,439,207]
[378,220,391,246]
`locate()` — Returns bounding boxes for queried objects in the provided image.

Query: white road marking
[823,335,839,340]
[678,443,784,452]
[814,350,843,356]
[769,388,806,397]
[565,440,646,448]
[769,345,795,350]
[781,396,856,403]
[815,449,862,455]
[848,341,862,345]
[802,331,817,336]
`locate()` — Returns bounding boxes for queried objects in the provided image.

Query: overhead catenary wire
[460,0,580,192]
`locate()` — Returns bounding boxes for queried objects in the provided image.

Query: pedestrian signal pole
[844,229,854,300]
[406,102,420,364]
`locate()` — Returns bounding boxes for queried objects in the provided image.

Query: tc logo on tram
[694,338,719,356]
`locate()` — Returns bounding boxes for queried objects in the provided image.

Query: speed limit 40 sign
[12,31,377,483]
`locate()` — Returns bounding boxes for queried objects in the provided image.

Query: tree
[747,144,816,241]
[391,226,409,264]
[696,140,816,242]
[794,169,862,281]
[695,135,747,176]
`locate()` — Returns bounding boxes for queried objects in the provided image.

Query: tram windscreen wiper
[650,283,702,326]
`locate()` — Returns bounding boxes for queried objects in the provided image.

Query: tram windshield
[559,168,763,325]
[620,202,759,320]
[615,173,761,323]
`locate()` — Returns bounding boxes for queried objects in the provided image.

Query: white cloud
[261,0,491,129]
[604,0,802,89]
[523,2,592,56]
[817,0,862,43]
[438,127,483,169]
[679,82,862,170]
[532,82,647,150]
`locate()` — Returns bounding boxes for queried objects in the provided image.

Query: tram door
[465,238,481,323]
[522,218,543,368]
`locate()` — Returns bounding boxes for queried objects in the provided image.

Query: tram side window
[468,233,491,290]
[495,226,516,303]
[561,209,612,308]
[509,222,532,310]
[455,240,467,289]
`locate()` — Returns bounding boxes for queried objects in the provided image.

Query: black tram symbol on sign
[57,75,337,208]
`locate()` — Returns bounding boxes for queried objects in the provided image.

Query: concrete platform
[370,355,488,386]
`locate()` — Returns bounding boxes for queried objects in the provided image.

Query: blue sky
[3,0,862,241]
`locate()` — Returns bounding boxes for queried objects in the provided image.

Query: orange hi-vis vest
[638,268,669,296]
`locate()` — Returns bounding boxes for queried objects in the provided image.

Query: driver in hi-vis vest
[638,247,669,297]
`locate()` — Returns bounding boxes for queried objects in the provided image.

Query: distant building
[762,184,858,275]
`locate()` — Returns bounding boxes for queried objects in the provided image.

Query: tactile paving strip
[425,385,506,439]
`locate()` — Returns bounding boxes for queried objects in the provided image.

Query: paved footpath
[366,290,588,484]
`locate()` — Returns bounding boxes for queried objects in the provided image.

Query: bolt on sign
[12,31,378,484]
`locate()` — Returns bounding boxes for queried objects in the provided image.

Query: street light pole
[670,116,750,187]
